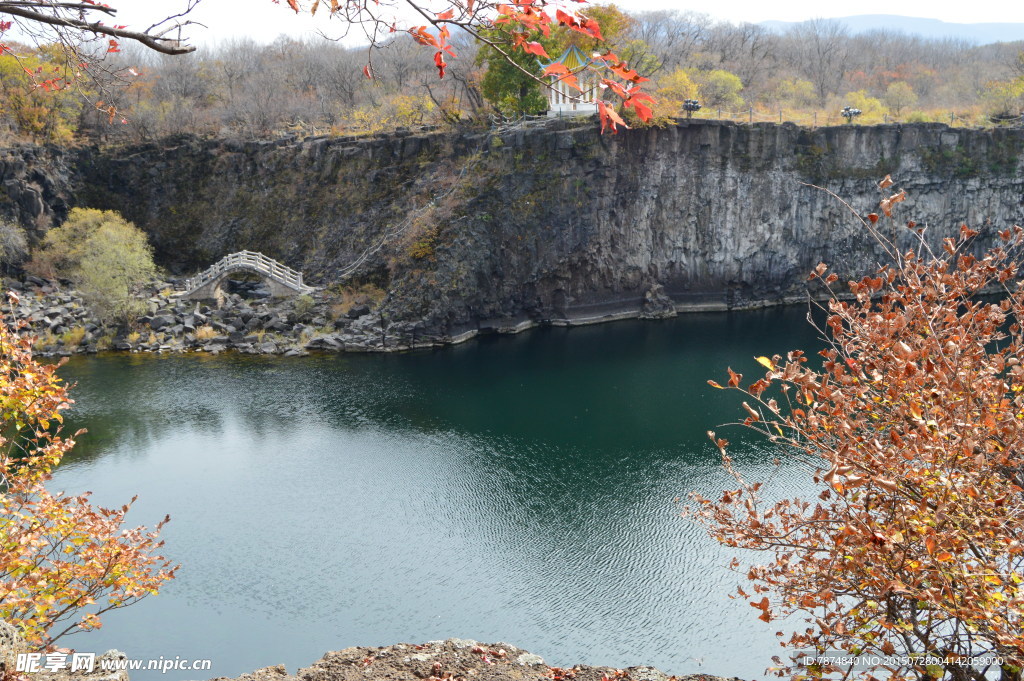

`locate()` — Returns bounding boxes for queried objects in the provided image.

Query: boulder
[346,304,371,319]
[149,315,175,331]
[639,284,677,320]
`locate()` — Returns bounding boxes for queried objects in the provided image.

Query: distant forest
[2,7,1023,144]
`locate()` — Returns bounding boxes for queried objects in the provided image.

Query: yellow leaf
[755,356,774,371]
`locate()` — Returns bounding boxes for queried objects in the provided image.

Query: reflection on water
[52,308,824,680]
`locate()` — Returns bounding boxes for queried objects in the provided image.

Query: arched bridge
[178,251,315,300]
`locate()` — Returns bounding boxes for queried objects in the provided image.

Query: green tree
[477,40,548,116]
[840,89,888,123]
[548,3,633,53]
[654,68,699,117]
[770,78,817,110]
[884,81,919,119]
[28,208,157,324]
[476,4,644,118]
[689,68,744,111]
[982,77,1024,119]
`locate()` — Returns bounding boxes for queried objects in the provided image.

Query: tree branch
[0,5,196,55]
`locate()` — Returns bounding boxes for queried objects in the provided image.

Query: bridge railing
[182,250,312,294]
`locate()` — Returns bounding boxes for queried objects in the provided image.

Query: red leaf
[627,99,653,122]
[555,9,578,27]
[542,62,570,77]
[597,100,627,134]
[580,18,604,40]
[409,26,439,47]
[522,41,549,58]
[436,9,455,20]
[362,64,373,80]
[287,0,299,12]
[434,51,447,79]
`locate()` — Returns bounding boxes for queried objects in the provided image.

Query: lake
[52,306,824,680]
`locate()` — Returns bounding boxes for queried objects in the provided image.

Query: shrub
[0,302,175,647]
[59,325,86,347]
[194,324,218,340]
[692,186,1024,680]
[0,221,28,273]
[293,293,315,317]
[28,208,157,324]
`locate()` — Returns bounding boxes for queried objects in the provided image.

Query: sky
[109,0,1024,48]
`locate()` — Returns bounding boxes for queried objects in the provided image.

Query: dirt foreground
[211,640,743,681]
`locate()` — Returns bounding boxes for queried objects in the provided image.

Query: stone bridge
[178,250,314,300]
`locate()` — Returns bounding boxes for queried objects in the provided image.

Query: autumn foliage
[0,298,176,647]
[284,0,653,132]
[693,186,1024,681]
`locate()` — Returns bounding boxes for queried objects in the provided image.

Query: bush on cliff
[692,185,1024,681]
[28,208,157,325]
[0,301,176,647]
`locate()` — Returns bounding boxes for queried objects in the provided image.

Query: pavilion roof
[538,44,594,73]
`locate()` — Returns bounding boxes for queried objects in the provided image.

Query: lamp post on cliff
[684,99,702,119]
[841,106,862,124]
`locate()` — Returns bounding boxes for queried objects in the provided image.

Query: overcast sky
[111,0,1024,47]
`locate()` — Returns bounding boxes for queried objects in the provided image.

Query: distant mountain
[760,15,1024,45]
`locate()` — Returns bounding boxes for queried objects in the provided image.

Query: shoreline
[12,277,844,360]
[209,639,745,681]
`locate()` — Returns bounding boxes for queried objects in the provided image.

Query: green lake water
[51,307,824,680]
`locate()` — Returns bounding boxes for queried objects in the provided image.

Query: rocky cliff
[7,119,1024,347]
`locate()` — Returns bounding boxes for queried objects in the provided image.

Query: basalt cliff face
[6,119,1024,346]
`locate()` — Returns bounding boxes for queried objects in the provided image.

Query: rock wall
[0,145,73,238]
[11,120,1024,346]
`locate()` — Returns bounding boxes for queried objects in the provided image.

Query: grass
[59,326,86,347]
[327,284,386,318]
[32,331,57,351]
[195,325,218,340]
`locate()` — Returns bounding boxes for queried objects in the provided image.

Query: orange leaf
[555,9,578,26]
[521,41,549,58]
[542,62,570,77]
[597,101,627,134]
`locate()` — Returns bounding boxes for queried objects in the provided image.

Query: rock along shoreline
[8,274,843,360]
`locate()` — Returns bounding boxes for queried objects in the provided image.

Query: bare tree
[784,18,851,102]
[627,10,712,72]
